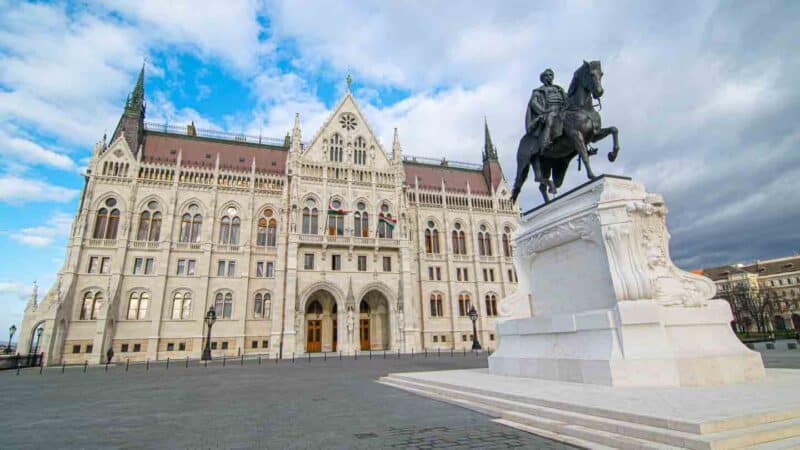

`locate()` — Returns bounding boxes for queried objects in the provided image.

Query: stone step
[380,375,800,450]
[749,435,800,449]
[493,418,618,450]
[381,376,686,449]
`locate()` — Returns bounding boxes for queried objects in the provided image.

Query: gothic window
[458,294,471,316]
[219,207,240,244]
[478,224,492,256]
[339,113,357,131]
[329,133,344,162]
[256,218,267,246]
[502,225,513,257]
[430,293,443,317]
[485,294,498,317]
[307,300,322,315]
[254,292,272,318]
[179,204,202,243]
[354,136,367,165]
[127,291,149,320]
[136,201,162,241]
[451,222,467,255]
[377,203,393,239]
[171,292,192,320]
[215,292,233,319]
[93,198,120,239]
[302,199,319,234]
[327,199,344,236]
[80,291,104,320]
[424,220,440,254]
[354,202,369,237]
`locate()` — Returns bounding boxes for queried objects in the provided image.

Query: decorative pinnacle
[483,117,498,161]
[346,74,352,92]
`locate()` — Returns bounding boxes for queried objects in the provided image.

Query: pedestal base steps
[378,368,800,449]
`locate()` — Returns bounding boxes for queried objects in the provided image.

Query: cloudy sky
[1,1,798,337]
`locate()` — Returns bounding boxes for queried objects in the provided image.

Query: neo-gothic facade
[19,70,520,364]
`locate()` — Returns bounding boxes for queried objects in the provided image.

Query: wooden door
[332,320,337,352]
[360,319,371,351]
[307,320,321,353]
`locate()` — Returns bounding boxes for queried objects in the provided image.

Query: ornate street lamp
[468,305,481,350]
[32,327,44,354]
[202,306,217,361]
[6,324,16,354]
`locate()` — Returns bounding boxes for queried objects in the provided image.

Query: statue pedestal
[489,176,765,386]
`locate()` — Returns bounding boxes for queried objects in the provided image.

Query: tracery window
[307,300,323,315]
[80,291,104,320]
[451,222,467,255]
[353,202,369,237]
[136,201,162,241]
[424,220,440,254]
[430,293,443,317]
[179,204,202,243]
[354,136,367,165]
[502,225,513,257]
[485,294,498,317]
[302,199,319,235]
[214,292,233,319]
[219,207,240,245]
[458,294,471,317]
[93,198,120,239]
[478,224,492,256]
[329,133,344,162]
[254,292,271,318]
[377,203,394,239]
[171,291,192,320]
[127,291,149,320]
[327,199,344,236]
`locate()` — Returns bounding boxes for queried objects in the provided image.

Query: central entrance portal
[360,318,370,350]
[307,320,321,352]
[304,289,339,353]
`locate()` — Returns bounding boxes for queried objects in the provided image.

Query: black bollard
[369,349,372,360]
[383,349,386,359]
[308,352,311,363]
[166,357,170,370]
[425,349,428,358]
[397,349,400,359]
[105,361,109,372]
[463,348,466,357]
[146,359,150,371]
[241,354,244,366]
[126,359,129,372]
[411,348,414,359]
[292,352,295,363]
[186,356,189,368]
[355,350,358,360]
[258,355,262,365]
[324,352,326,362]
[84,360,88,372]
[450,348,454,357]
[223,356,226,367]
[62,362,66,374]
[204,359,207,368]
[438,348,441,358]
[339,351,342,360]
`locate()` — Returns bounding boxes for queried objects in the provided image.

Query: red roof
[141,132,287,174]
[403,162,491,194]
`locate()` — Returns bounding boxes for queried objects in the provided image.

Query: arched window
[219,206,240,244]
[458,294,471,316]
[354,136,367,165]
[254,292,272,318]
[377,203,394,239]
[127,291,149,320]
[430,293,443,317]
[136,201,162,241]
[502,225,512,257]
[424,221,440,254]
[93,198,120,239]
[451,223,466,254]
[215,292,233,319]
[256,218,267,246]
[360,300,370,314]
[302,199,319,234]
[307,300,322,315]
[179,204,202,242]
[354,202,369,237]
[485,294,498,317]
[172,292,192,320]
[80,291,104,320]
[478,224,492,256]
[327,199,345,236]
[329,133,343,162]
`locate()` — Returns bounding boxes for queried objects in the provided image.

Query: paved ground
[2,353,574,449]
[3,348,798,450]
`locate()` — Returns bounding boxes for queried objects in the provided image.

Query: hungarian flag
[378,212,397,228]
[327,203,349,215]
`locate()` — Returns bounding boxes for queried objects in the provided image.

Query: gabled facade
[19,72,521,365]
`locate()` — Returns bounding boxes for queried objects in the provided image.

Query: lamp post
[202,306,217,361]
[468,305,481,350]
[32,327,44,356]
[6,325,16,354]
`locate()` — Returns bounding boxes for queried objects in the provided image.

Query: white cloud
[0,282,29,302]
[9,213,73,248]
[0,126,76,171]
[0,176,79,204]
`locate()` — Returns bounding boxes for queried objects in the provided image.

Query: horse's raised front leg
[591,126,620,162]
[570,130,596,180]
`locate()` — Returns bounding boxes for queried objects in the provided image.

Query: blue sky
[1,1,799,338]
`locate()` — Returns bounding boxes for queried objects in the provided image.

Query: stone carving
[516,214,598,257]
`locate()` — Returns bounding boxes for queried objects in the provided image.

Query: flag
[378,212,397,228]
[327,202,350,215]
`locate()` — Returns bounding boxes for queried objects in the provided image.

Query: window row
[426,222,514,257]
[302,199,394,238]
[424,266,515,283]
[302,254,392,272]
[428,293,499,317]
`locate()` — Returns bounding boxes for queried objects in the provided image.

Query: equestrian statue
[510,61,620,204]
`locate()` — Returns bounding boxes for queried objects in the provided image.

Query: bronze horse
[510,61,620,204]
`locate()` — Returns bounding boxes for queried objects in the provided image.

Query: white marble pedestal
[488,175,764,387]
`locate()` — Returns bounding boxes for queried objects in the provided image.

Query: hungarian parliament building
[19,69,520,364]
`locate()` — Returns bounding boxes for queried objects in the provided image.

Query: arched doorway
[359,290,390,351]
[792,314,800,331]
[304,290,339,353]
[28,322,45,354]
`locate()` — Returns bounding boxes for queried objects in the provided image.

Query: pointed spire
[391,127,402,162]
[290,112,302,154]
[483,117,498,162]
[125,63,146,116]
[31,280,38,308]
[346,277,355,309]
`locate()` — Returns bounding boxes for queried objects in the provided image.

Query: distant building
[697,255,800,333]
[18,69,520,365]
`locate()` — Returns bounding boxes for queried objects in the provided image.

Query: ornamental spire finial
[346,74,352,92]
